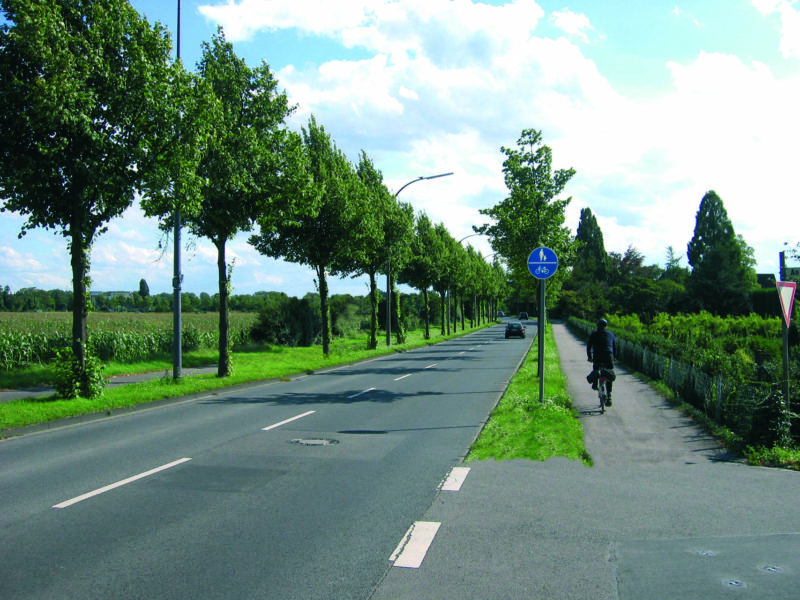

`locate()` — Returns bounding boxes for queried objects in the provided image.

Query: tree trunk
[445,290,451,335]
[69,226,89,374]
[392,281,405,344]
[317,265,331,356]
[368,266,378,350]
[217,239,231,377]
[422,288,430,340]
[439,290,446,335]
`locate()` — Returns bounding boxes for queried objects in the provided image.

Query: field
[0,312,259,372]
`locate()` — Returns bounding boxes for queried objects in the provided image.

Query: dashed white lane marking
[440,466,470,491]
[390,521,441,568]
[424,363,438,369]
[394,374,412,381]
[262,410,316,431]
[347,387,376,399]
[53,458,192,509]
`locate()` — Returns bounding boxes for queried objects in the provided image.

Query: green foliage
[687,191,757,316]
[53,346,106,400]
[572,207,609,283]
[250,296,322,347]
[250,115,365,356]
[745,444,800,470]
[0,0,175,385]
[0,312,256,372]
[477,128,575,298]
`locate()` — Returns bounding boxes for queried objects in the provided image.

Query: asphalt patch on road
[615,533,800,599]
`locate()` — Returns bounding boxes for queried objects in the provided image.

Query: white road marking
[424,363,438,369]
[390,521,441,568]
[440,466,470,491]
[262,410,316,431]
[458,351,466,355]
[394,374,412,381]
[347,387,376,399]
[53,458,192,509]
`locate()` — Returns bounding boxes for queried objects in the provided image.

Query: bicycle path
[371,322,800,599]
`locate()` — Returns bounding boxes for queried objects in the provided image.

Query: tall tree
[431,224,460,335]
[353,151,392,349]
[572,208,609,283]
[399,213,441,339]
[183,30,294,376]
[687,190,756,316]
[383,199,415,344]
[0,0,173,393]
[250,116,360,356]
[476,128,576,301]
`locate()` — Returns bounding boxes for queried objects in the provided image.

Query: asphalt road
[0,322,533,600]
[372,323,800,600]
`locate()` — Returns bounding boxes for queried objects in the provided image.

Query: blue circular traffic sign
[528,247,558,279]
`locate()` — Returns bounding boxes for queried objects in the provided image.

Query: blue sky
[2,0,799,298]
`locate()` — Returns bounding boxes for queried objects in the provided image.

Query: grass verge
[467,323,591,465]
[1,324,491,432]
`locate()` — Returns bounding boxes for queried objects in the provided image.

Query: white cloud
[5,0,798,298]
[550,8,597,43]
[752,0,800,60]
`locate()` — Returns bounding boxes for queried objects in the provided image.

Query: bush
[53,346,106,399]
[251,296,321,347]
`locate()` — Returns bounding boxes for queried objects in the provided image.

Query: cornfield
[0,312,258,370]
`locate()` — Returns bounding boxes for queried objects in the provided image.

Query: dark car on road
[518,311,528,320]
[505,322,526,339]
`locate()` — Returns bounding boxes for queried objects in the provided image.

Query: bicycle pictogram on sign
[528,247,558,280]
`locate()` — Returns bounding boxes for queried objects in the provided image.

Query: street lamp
[386,171,454,346]
[172,0,183,380]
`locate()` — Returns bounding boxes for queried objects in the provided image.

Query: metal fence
[567,319,794,447]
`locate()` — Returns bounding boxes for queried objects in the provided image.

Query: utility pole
[172,0,183,380]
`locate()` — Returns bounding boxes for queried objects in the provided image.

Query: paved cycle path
[371,323,800,599]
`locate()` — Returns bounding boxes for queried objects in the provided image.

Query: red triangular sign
[776,281,797,327]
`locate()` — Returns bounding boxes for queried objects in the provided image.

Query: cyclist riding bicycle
[587,318,617,405]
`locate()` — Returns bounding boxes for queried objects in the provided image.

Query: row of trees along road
[0,0,503,393]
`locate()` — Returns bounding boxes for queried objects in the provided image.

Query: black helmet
[597,318,608,327]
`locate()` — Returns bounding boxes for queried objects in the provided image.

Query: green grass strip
[468,322,591,465]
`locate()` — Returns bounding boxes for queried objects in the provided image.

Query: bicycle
[597,372,609,414]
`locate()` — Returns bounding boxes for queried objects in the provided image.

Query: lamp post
[386,171,453,346]
[172,0,182,380]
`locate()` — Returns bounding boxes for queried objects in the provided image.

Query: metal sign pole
[538,278,545,404]
[528,247,558,406]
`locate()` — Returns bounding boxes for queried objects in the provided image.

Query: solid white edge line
[440,466,471,491]
[394,374,412,381]
[390,521,441,568]
[262,410,316,431]
[347,387,376,399]
[53,457,192,509]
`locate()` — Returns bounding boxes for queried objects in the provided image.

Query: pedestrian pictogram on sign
[528,247,558,280]
[776,281,796,327]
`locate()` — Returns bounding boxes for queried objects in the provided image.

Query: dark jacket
[587,328,616,364]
